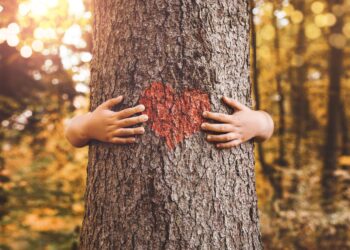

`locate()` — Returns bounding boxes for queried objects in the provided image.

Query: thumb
[98,96,123,110]
[222,96,248,111]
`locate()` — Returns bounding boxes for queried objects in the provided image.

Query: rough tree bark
[80,0,262,249]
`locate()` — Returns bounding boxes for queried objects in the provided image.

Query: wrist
[254,110,273,141]
[80,112,93,141]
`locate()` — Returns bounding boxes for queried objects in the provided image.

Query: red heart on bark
[139,82,211,149]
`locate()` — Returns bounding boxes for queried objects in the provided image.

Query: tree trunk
[288,0,309,207]
[340,100,349,155]
[273,2,287,167]
[321,0,344,210]
[80,1,262,249]
[291,0,308,170]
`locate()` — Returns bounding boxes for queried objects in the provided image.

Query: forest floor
[257,136,350,250]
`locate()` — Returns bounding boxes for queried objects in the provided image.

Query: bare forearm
[64,112,91,148]
[254,110,274,142]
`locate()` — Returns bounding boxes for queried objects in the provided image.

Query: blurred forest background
[0,0,349,249]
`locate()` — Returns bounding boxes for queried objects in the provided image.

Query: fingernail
[142,114,148,120]
[202,111,207,116]
[201,123,206,128]
[139,104,145,111]
[207,135,211,140]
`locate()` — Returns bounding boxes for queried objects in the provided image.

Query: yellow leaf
[339,155,350,166]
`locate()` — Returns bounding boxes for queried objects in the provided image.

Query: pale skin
[65,95,274,148]
[201,96,274,148]
[64,95,148,147]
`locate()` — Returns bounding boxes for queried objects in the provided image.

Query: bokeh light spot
[311,1,325,14]
[343,23,350,38]
[8,23,20,34]
[329,33,347,49]
[291,11,304,24]
[7,35,19,47]
[20,46,33,58]
[81,52,92,62]
[32,40,44,52]
[305,24,321,39]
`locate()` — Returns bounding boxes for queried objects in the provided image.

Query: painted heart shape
[139,82,211,149]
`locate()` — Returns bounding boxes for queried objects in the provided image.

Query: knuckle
[127,108,134,114]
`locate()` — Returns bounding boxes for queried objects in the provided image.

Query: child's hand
[65,95,148,147]
[201,96,274,149]
[85,95,148,144]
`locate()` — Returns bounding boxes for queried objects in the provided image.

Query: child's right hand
[65,95,148,147]
[85,95,148,144]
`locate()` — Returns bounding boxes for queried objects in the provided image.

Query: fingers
[117,114,148,127]
[110,137,136,144]
[202,111,232,123]
[109,126,146,144]
[201,122,234,133]
[222,96,248,111]
[216,139,242,148]
[113,127,145,137]
[99,96,123,109]
[115,104,145,119]
[206,132,239,142]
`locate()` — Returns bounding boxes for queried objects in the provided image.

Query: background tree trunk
[80,0,262,249]
[288,0,310,207]
[321,0,344,211]
[273,1,287,167]
[340,100,349,156]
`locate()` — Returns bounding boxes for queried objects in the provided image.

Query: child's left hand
[201,96,274,149]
